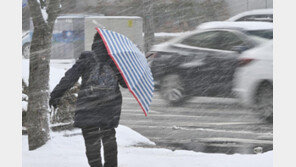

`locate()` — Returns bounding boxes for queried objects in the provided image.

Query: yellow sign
[128,20,133,27]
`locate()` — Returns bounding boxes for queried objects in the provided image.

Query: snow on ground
[23,125,272,167]
[22,59,75,91]
[23,125,153,167]
[22,59,273,166]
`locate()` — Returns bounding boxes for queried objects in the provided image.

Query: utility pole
[143,0,155,53]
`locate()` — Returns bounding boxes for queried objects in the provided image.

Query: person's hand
[49,98,59,109]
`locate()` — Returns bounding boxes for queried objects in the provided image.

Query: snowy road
[120,89,273,154]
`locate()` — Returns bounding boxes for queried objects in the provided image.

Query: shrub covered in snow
[50,83,80,124]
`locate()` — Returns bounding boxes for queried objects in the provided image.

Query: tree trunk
[143,0,155,53]
[26,24,52,150]
[26,0,60,151]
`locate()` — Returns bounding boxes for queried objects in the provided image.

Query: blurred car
[227,8,273,22]
[233,41,273,121]
[22,14,86,59]
[147,28,268,104]
[21,29,84,59]
[197,21,273,39]
[22,30,32,59]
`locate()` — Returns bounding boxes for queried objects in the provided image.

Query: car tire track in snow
[120,91,273,154]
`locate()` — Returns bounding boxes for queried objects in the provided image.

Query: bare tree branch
[47,0,61,32]
[28,0,47,28]
[40,0,47,9]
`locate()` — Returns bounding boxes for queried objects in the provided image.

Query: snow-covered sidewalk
[22,60,272,167]
[22,125,273,167]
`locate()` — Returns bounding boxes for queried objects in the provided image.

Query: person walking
[49,32,127,167]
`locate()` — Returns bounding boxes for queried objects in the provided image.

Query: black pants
[82,127,118,167]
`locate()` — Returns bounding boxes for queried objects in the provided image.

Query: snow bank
[22,125,272,167]
[116,125,155,146]
[22,125,155,167]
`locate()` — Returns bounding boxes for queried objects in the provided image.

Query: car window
[213,31,246,51]
[246,30,273,39]
[180,31,246,51]
[180,31,220,49]
[236,14,273,22]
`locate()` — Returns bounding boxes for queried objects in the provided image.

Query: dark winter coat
[50,38,127,129]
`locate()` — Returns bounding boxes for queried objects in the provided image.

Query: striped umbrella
[96,27,154,116]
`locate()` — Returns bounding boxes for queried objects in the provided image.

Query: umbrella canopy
[96,28,154,116]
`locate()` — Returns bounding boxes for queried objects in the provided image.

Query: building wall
[84,16,144,51]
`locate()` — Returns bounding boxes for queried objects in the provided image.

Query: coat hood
[91,38,112,64]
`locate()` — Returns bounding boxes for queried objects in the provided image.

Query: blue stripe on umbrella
[103,31,151,105]
[96,28,154,115]
[105,33,150,107]
[113,33,154,92]
[117,33,154,82]
[105,31,152,106]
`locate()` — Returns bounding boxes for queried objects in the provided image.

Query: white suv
[197,21,273,39]
[228,8,273,22]
[233,41,273,122]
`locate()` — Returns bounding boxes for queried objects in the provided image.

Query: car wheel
[255,82,273,123]
[160,74,185,104]
[22,43,30,59]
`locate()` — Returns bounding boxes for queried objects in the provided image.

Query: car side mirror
[232,45,249,53]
